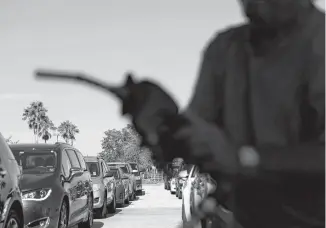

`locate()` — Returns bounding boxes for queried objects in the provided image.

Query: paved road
[93,184,182,228]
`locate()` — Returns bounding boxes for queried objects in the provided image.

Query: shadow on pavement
[92,221,104,228]
[107,208,122,218]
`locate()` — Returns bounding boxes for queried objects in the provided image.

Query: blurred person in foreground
[175,0,325,228]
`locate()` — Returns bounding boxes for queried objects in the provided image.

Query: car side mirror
[69,167,83,180]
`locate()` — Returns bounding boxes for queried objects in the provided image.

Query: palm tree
[57,120,80,145]
[39,119,56,143]
[22,101,51,143]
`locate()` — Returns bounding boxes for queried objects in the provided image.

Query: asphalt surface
[93,184,182,228]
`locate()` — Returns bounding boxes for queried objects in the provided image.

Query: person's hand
[173,111,239,175]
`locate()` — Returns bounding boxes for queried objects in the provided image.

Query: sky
[1,0,324,156]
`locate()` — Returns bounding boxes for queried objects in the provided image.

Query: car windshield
[86,162,100,177]
[110,169,119,179]
[11,150,57,174]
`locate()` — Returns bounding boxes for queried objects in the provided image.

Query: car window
[11,149,57,174]
[66,149,81,168]
[120,166,129,174]
[62,150,72,178]
[75,151,87,171]
[86,162,100,177]
[130,163,138,171]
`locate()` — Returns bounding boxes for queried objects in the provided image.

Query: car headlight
[93,184,100,192]
[22,188,52,201]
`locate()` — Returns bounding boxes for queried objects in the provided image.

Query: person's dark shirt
[186,5,324,228]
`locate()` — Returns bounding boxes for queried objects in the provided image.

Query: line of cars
[0,133,143,228]
[163,160,231,228]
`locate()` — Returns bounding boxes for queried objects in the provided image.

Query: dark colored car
[107,167,130,207]
[85,156,116,218]
[0,134,24,228]
[129,163,142,195]
[107,162,136,200]
[10,143,94,228]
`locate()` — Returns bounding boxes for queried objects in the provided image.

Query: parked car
[0,133,24,228]
[181,165,199,225]
[85,156,116,218]
[107,167,130,207]
[189,172,232,228]
[10,142,94,228]
[163,162,172,190]
[107,162,136,200]
[176,164,193,199]
[129,162,142,195]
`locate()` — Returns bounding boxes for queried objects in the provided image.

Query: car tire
[58,200,68,228]
[97,193,108,218]
[5,209,23,228]
[108,194,116,213]
[178,191,182,199]
[78,194,93,228]
[125,188,130,205]
[176,190,179,198]
[117,191,125,208]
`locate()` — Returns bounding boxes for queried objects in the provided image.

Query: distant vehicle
[10,142,94,228]
[175,164,193,199]
[107,162,136,200]
[84,156,116,218]
[169,158,185,194]
[163,162,172,190]
[107,167,130,207]
[129,162,142,195]
[0,133,24,228]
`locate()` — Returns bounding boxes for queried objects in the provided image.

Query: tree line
[8,101,153,170]
[99,124,153,170]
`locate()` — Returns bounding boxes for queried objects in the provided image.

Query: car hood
[20,173,55,192]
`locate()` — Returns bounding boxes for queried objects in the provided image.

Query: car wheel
[58,200,68,228]
[5,209,23,228]
[108,194,116,213]
[97,193,108,218]
[78,194,93,228]
[178,192,182,199]
[125,188,130,205]
[117,191,125,208]
[176,190,179,198]
[132,190,136,200]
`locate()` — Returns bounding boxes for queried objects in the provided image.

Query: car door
[75,151,91,213]
[66,149,85,223]
[100,161,110,201]
[115,170,124,196]
[61,149,79,223]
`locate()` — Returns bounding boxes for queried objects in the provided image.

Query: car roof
[84,156,100,162]
[107,162,128,165]
[9,143,59,151]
